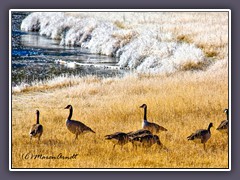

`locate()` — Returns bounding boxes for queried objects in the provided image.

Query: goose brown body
[140,104,167,133]
[105,132,129,150]
[187,122,213,150]
[129,134,162,148]
[29,110,43,141]
[64,105,95,140]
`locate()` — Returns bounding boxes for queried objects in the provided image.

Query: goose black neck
[208,124,212,132]
[226,109,229,120]
[68,106,73,120]
[143,106,147,120]
[36,112,40,124]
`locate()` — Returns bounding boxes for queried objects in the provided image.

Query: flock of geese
[29,104,229,151]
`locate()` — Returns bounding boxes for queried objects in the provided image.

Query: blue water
[11,12,124,86]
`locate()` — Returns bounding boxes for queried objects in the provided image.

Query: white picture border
[9,9,231,171]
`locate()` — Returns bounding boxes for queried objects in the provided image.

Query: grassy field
[11,67,229,169]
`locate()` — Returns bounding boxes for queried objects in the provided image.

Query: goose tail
[159,126,168,131]
[89,128,96,133]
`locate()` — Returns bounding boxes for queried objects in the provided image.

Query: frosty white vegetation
[21,11,228,74]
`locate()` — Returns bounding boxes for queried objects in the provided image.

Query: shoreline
[12,58,228,94]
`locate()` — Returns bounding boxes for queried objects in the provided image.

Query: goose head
[224,108,228,115]
[208,122,213,129]
[140,104,147,108]
[153,135,160,140]
[36,110,39,115]
[64,105,72,109]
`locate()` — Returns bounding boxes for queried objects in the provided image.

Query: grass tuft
[180,61,208,71]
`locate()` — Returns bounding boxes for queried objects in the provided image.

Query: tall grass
[11,68,228,168]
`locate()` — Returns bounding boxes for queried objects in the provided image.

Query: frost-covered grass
[12,66,228,168]
[20,11,228,74]
[12,75,99,94]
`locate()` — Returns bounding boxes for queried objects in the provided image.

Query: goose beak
[140,104,146,108]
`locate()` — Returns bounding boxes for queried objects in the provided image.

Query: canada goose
[105,132,129,150]
[187,122,213,150]
[129,134,162,148]
[64,105,95,140]
[216,108,229,134]
[29,110,43,142]
[140,104,167,133]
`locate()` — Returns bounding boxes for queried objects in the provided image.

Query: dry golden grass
[11,68,229,169]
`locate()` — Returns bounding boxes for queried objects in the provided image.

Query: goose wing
[70,120,95,133]
[149,122,168,132]
[187,129,208,140]
[29,124,43,136]
[127,129,152,138]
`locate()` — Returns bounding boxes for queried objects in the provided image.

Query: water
[11,12,124,86]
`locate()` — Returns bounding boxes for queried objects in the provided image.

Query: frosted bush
[172,43,205,66]
[12,83,30,93]
[118,37,205,73]
[21,12,42,32]
[137,56,176,74]
[60,18,97,46]
[86,22,118,56]
[117,37,151,69]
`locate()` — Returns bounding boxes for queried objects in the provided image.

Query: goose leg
[144,146,148,152]
[131,143,134,150]
[38,135,42,142]
[203,143,206,151]
[113,144,116,150]
[162,145,168,152]
[75,134,78,140]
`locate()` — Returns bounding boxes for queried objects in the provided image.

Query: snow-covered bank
[21,12,228,74]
